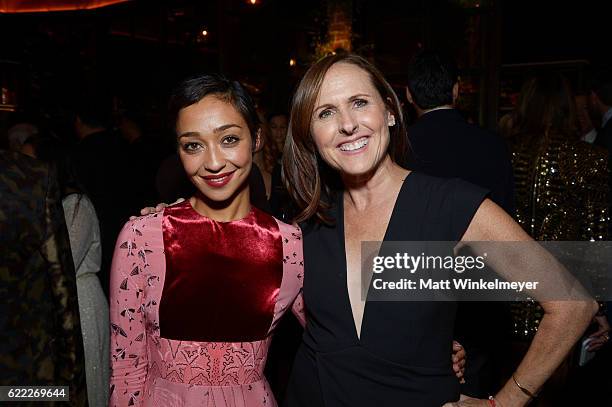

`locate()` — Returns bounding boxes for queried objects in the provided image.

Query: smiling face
[177,95,256,203]
[310,62,394,178]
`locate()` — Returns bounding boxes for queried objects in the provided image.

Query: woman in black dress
[282,53,597,406]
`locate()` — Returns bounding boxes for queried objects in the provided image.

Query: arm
[63,194,100,272]
[109,221,148,407]
[447,199,597,407]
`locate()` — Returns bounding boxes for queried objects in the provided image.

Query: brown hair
[508,73,578,139]
[282,53,409,224]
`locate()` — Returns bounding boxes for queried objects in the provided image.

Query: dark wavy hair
[168,73,260,139]
[282,53,409,224]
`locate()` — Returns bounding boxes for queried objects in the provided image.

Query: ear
[452,82,459,105]
[405,87,414,105]
[252,128,263,152]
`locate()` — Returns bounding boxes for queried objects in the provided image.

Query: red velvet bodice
[159,201,283,342]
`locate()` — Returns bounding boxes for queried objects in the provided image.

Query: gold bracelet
[512,374,538,399]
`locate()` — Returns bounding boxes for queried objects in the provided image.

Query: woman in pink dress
[109,74,305,406]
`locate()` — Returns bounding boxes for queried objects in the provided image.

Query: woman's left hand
[442,394,490,406]
[452,341,466,383]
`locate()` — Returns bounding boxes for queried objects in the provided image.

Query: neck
[419,105,454,117]
[342,155,409,211]
[190,184,251,222]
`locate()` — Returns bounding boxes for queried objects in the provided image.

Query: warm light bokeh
[0,0,131,13]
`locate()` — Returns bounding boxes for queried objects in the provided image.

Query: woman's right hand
[130,198,185,220]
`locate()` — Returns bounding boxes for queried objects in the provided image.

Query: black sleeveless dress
[284,172,488,407]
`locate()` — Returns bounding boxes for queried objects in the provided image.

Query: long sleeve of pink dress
[109,201,304,407]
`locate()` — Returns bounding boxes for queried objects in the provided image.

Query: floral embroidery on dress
[110,213,304,407]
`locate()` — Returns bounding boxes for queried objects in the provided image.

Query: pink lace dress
[109,202,304,407]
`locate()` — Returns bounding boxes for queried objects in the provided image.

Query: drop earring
[388,115,396,127]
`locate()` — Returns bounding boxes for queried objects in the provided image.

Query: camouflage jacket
[0,150,87,405]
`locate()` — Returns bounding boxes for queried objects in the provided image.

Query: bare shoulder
[461,198,531,242]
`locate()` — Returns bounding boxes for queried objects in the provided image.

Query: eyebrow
[213,123,242,133]
[178,131,199,139]
[314,93,372,112]
[178,124,242,139]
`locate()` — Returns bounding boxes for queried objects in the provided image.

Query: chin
[338,158,382,177]
[193,176,248,204]
[198,189,236,203]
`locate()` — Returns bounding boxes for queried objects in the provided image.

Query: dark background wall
[0,0,609,135]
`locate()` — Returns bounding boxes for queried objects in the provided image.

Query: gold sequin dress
[509,132,610,338]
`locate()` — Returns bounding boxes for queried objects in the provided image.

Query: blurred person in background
[507,73,609,242]
[252,108,280,201]
[506,73,610,406]
[33,132,109,407]
[7,121,38,156]
[266,111,296,221]
[0,149,88,405]
[588,67,612,150]
[117,108,165,210]
[587,67,612,259]
[71,99,131,296]
[268,111,289,153]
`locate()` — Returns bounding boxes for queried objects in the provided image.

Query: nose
[338,110,359,135]
[203,145,226,173]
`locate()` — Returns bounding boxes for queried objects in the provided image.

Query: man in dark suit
[0,150,87,405]
[405,50,515,398]
[405,51,515,213]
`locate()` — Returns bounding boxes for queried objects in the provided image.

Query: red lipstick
[202,171,236,188]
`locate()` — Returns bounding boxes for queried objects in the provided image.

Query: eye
[222,135,239,145]
[318,109,333,119]
[353,98,368,108]
[181,142,202,152]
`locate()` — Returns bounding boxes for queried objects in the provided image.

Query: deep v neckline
[338,173,414,343]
